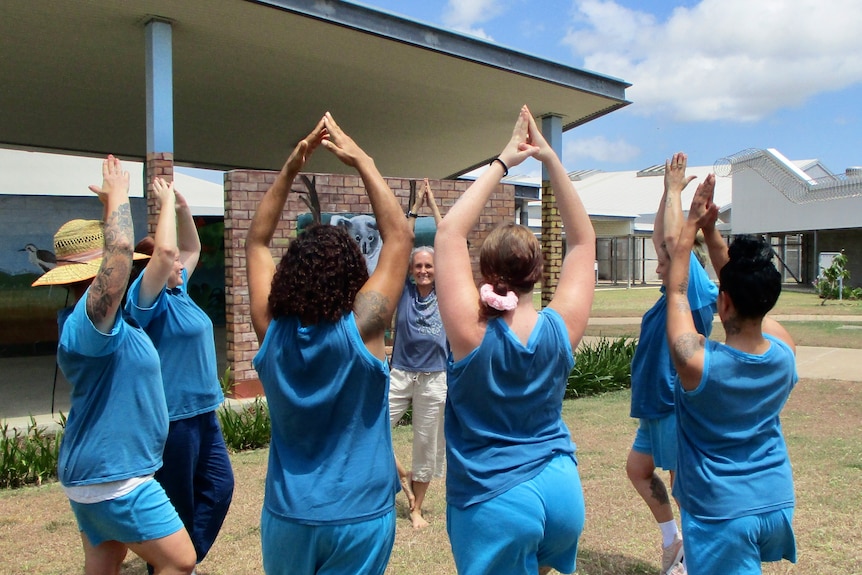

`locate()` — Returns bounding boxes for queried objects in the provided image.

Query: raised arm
[434,106,537,356]
[423,179,443,226]
[407,181,425,233]
[175,190,201,279]
[136,177,178,308]
[661,152,697,254]
[246,118,326,343]
[529,113,596,348]
[407,179,443,232]
[85,155,135,333]
[320,112,413,358]
[701,204,730,276]
[666,175,718,390]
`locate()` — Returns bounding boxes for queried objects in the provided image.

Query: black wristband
[406,211,418,218]
[490,157,509,176]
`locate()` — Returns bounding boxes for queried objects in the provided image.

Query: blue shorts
[69,479,185,547]
[260,507,395,575]
[631,414,678,471]
[681,507,796,575]
[447,453,584,575]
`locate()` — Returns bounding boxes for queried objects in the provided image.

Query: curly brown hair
[269,224,369,325]
[479,223,543,320]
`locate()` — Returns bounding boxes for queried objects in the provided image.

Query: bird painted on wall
[20,243,57,273]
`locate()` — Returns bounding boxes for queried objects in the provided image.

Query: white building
[518,149,862,287]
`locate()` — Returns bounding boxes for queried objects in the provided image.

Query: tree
[817,250,850,304]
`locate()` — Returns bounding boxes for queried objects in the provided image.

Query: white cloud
[563,0,862,122]
[442,0,505,40]
[564,135,641,164]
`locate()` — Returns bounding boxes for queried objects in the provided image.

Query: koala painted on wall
[330,214,381,275]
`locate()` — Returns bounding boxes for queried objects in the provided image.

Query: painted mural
[0,200,224,356]
[296,212,437,275]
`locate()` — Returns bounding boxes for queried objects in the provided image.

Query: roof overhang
[0,0,629,179]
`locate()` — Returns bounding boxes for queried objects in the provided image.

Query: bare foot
[399,471,416,510]
[410,509,429,530]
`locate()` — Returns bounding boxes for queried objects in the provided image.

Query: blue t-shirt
[57,291,168,487]
[630,253,718,419]
[253,313,398,524]
[126,268,224,420]
[673,334,797,520]
[445,308,576,509]
[390,280,448,373]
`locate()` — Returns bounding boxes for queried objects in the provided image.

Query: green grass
[584,286,862,319]
[585,320,862,349]
[1,380,860,574]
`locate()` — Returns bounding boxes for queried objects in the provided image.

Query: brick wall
[540,181,563,307]
[224,170,515,387]
[145,152,174,236]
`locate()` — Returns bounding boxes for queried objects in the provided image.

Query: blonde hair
[693,231,708,268]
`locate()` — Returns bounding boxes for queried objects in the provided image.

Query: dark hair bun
[728,235,772,272]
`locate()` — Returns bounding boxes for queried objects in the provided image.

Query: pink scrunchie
[480,283,519,311]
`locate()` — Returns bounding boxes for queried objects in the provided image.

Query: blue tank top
[126,268,224,420]
[673,334,797,520]
[253,313,398,524]
[445,308,576,509]
[630,253,718,419]
[390,280,448,372]
[57,292,168,486]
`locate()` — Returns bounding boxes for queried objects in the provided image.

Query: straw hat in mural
[31,219,149,287]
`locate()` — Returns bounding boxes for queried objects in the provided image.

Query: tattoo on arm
[676,277,688,297]
[354,290,390,336]
[672,333,703,365]
[87,203,133,324]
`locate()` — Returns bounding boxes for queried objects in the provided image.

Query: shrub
[567,337,636,398]
[219,365,235,396]
[218,397,271,452]
[816,250,855,303]
[0,414,65,489]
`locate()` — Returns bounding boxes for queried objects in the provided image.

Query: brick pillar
[541,180,563,307]
[145,152,174,236]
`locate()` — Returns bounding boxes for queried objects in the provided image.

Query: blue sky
[345,0,862,178]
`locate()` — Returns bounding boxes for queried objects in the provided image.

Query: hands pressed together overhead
[281,111,374,179]
[496,105,557,170]
[662,151,719,237]
[152,176,176,211]
[688,173,719,229]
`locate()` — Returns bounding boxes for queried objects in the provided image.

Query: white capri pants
[389,368,447,482]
